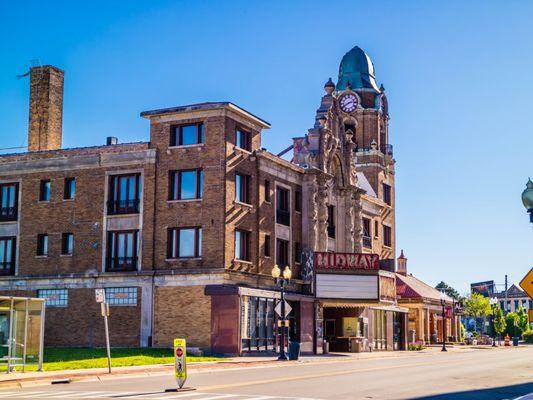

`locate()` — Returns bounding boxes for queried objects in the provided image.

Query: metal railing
[107,199,140,215]
[276,209,291,226]
[354,143,394,156]
[106,256,138,271]
[0,207,17,222]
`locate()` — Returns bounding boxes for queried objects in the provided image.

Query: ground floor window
[241,296,275,352]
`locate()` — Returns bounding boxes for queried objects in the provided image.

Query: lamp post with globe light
[522,178,533,223]
[489,297,498,347]
[440,291,447,352]
[271,264,292,361]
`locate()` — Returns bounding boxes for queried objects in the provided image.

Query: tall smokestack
[28,65,64,152]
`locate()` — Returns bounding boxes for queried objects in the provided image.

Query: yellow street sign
[173,338,187,388]
[529,310,533,323]
[519,268,533,299]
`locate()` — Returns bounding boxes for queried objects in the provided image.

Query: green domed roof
[337,46,380,92]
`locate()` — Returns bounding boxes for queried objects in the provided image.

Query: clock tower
[293,45,396,265]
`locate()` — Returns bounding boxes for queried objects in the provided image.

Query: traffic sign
[519,268,533,299]
[173,338,187,389]
[274,301,292,318]
[529,310,533,323]
[95,289,105,303]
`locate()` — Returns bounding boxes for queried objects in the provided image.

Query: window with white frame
[105,287,138,306]
[38,289,68,307]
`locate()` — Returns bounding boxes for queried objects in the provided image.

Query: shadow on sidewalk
[409,382,533,400]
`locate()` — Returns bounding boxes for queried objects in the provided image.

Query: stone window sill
[169,144,205,150]
[167,199,202,204]
[60,254,73,258]
[234,200,253,209]
[166,257,202,262]
[233,146,252,155]
[35,255,48,259]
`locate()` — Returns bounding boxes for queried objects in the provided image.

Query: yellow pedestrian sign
[519,268,533,299]
[173,338,187,388]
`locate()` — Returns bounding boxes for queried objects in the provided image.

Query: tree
[493,306,506,339]
[516,306,531,336]
[435,281,462,301]
[463,293,492,333]
[505,312,519,337]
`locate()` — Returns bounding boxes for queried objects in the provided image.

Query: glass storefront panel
[241,296,277,353]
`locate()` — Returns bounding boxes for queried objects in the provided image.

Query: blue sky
[1,0,532,293]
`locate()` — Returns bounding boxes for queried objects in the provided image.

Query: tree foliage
[493,306,506,336]
[435,281,462,300]
[463,293,492,319]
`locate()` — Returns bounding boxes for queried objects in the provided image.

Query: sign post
[96,289,111,373]
[174,338,187,389]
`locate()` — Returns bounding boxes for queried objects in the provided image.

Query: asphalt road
[1,347,532,400]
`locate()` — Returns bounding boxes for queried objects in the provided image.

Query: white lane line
[193,395,242,400]
[66,392,109,398]
[39,391,82,398]
[19,390,76,399]
[0,393,18,398]
[151,393,209,399]
[89,393,137,398]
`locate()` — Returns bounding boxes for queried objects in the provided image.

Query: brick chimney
[397,249,407,275]
[28,65,64,152]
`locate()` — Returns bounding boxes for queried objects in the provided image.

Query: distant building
[470,280,495,297]
[495,284,532,313]
[395,251,461,344]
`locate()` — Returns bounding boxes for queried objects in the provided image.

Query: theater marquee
[314,252,379,271]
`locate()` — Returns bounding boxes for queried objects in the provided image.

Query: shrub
[522,331,533,344]
[408,344,425,351]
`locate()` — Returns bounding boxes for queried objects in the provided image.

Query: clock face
[339,93,358,113]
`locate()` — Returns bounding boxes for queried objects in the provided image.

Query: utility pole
[504,275,508,314]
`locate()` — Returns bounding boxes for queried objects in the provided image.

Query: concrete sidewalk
[0,344,507,389]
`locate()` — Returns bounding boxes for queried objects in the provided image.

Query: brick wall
[153,286,211,349]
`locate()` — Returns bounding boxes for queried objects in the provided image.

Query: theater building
[0,46,407,354]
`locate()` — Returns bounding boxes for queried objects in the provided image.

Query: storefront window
[241,296,276,352]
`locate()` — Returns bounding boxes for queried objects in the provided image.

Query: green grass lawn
[2,347,222,372]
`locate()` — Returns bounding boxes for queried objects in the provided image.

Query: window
[167,227,202,258]
[374,220,379,237]
[37,234,48,256]
[294,242,302,264]
[363,218,372,248]
[38,289,68,307]
[276,239,289,267]
[276,187,290,226]
[235,230,251,261]
[61,233,73,255]
[529,300,533,309]
[0,237,15,275]
[235,173,251,204]
[383,225,392,247]
[107,230,138,270]
[515,300,519,310]
[171,123,204,146]
[105,287,138,306]
[294,190,302,212]
[40,180,51,201]
[235,128,252,151]
[0,183,18,222]
[264,180,271,203]
[64,177,75,200]
[108,174,141,215]
[264,234,271,257]
[327,205,336,238]
[382,183,392,206]
[169,169,203,200]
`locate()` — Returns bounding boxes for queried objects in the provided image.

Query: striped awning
[320,300,408,313]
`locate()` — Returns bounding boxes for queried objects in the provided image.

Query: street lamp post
[489,297,498,347]
[272,264,292,361]
[440,291,447,352]
[521,178,533,223]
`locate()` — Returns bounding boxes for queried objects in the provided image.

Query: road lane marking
[196,358,469,392]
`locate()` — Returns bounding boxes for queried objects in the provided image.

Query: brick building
[0,46,407,354]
